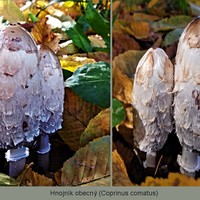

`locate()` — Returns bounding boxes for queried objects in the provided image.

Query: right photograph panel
[112,0,200,186]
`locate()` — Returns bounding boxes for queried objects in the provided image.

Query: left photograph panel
[0,0,110,186]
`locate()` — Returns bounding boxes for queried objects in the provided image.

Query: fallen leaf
[152,15,193,32]
[60,55,96,72]
[61,136,110,186]
[80,108,110,147]
[113,32,141,58]
[112,149,134,186]
[112,66,133,104]
[88,35,107,48]
[58,88,101,151]
[0,173,18,186]
[65,62,110,108]
[112,50,146,79]
[133,13,160,22]
[80,175,110,186]
[147,0,168,17]
[31,17,60,53]
[140,172,200,186]
[112,99,125,127]
[0,0,25,23]
[57,40,79,56]
[16,165,54,186]
[122,21,154,40]
[163,28,184,46]
[73,52,110,64]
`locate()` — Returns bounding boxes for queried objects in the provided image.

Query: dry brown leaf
[74,52,110,64]
[31,17,60,53]
[58,88,101,151]
[113,32,141,58]
[112,66,133,104]
[16,165,54,186]
[112,149,134,186]
[80,108,110,147]
[61,136,110,186]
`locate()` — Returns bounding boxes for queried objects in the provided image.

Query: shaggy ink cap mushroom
[36,44,64,169]
[174,16,200,176]
[132,47,174,168]
[0,24,42,177]
[0,24,42,149]
[38,44,64,136]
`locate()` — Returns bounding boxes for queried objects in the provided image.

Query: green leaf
[0,0,25,23]
[28,13,38,22]
[112,0,122,25]
[0,173,18,186]
[86,1,110,47]
[77,14,91,33]
[152,15,193,32]
[93,47,110,54]
[63,21,93,53]
[62,69,73,82]
[112,99,125,127]
[65,61,110,108]
[163,28,184,46]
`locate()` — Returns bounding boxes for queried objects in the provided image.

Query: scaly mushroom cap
[132,47,174,152]
[174,16,200,152]
[0,24,42,149]
[38,44,64,134]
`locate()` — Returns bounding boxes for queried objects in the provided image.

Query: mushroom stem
[177,147,200,177]
[144,151,157,168]
[5,147,29,177]
[37,134,51,170]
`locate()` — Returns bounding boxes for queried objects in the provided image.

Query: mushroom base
[143,151,157,168]
[177,147,200,177]
[9,158,26,178]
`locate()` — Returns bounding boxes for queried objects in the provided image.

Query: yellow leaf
[16,165,54,186]
[112,149,134,186]
[59,55,96,72]
[80,108,110,147]
[0,0,25,23]
[58,88,101,151]
[140,172,200,186]
[61,136,110,186]
[31,17,59,53]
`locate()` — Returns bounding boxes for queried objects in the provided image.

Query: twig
[154,155,163,178]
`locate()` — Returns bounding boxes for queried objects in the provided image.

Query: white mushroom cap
[174,16,200,152]
[132,47,174,153]
[38,44,64,134]
[0,24,42,148]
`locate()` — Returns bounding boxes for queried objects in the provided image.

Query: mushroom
[37,44,64,170]
[0,24,42,177]
[132,47,174,168]
[174,16,200,177]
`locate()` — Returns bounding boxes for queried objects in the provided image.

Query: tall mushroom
[37,44,64,170]
[174,16,200,177]
[132,47,174,168]
[0,24,42,177]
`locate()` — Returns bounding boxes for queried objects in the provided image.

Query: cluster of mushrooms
[132,16,200,177]
[0,24,64,177]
